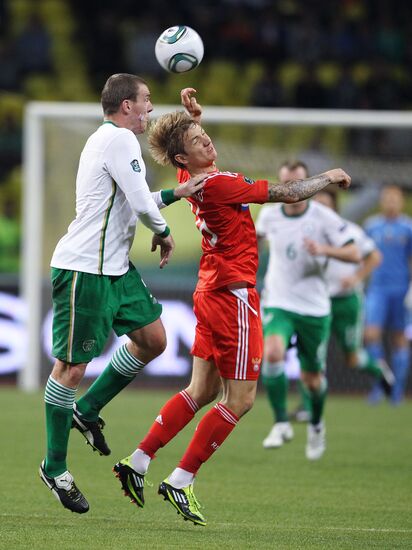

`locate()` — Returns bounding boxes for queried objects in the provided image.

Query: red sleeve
[203,173,269,205]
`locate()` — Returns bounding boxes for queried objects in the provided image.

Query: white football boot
[263,422,294,449]
[305,422,326,460]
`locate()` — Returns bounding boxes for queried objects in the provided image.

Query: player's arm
[181,88,202,123]
[151,175,206,209]
[267,169,351,203]
[107,132,175,267]
[340,249,382,290]
[304,239,361,263]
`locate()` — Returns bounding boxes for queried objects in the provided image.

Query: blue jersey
[364,214,412,290]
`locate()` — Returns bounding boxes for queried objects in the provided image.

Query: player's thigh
[331,294,363,354]
[195,288,263,381]
[112,263,163,337]
[296,313,331,373]
[51,268,113,364]
[186,356,222,406]
[364,288,388,330]
[263,308,295,360]
[191,292,215,364]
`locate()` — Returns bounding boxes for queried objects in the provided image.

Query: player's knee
[239,394,255,416]
[301,372,321,392]
[346,352,359,369]
[223,393,256,418]
[52,360,86,388]
[364,326,380,344]
[392,333,408,349]
[131,331,167,361]
[265,344,284,363]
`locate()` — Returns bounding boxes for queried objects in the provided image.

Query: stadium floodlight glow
[21,102,412,391]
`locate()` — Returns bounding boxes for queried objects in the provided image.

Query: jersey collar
[281,201,310,218]
[102,120,119,128]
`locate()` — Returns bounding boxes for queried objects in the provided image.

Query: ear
[121,99,132,114]
[175,153,188,167]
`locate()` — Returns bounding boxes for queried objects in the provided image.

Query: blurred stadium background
[1,0,412,394]
[1,2,412,547]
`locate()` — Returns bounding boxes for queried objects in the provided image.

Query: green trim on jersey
[102,120,119,127]
[281,202,310,218]
[67,271,78,362]
[98,180,117,275]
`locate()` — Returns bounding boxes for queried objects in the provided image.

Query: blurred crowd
[1,0,412,273]
[73,0,412,110]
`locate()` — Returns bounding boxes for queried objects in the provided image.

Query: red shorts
[191,287,263,380]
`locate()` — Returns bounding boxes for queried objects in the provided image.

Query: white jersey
[326,220,376,297]
[256,201,353,316]
[51,122,167,276]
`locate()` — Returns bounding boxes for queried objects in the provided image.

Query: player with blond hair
[113,89,351,526]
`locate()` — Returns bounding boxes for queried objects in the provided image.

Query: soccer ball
[155,26,204,73]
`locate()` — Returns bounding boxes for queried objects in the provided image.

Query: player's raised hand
[174,173,208,198]
[151,233,175,269]
[325,169,351,189]
[181,88,202,122]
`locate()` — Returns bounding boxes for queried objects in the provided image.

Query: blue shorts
[365,287,408,331]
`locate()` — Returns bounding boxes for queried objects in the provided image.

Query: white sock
[168,467,194,489]
[130,448,151,475]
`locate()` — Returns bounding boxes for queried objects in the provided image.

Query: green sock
[76,344,145,421]
[44,376,76,477]
[302,376,328,425]
[298,379,312,414]
[262,361,288,422]
[355,349,382,379]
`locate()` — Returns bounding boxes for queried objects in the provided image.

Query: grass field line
[1,513,411,534]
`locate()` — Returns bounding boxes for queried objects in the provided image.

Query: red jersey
[178,169,269,291]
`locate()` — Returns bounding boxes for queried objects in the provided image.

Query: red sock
[138,390,199,458]
[179,403,239,474]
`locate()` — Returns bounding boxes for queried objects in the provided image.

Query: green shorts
[51,263,162,364]
[263,307,331,372]
[330,293,363,353]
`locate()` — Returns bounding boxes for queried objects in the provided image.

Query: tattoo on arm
[268,174,332,203]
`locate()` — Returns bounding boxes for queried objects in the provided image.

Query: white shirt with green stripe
[51,121,168,276]
[256,201,354,317]
[325,220,376,298]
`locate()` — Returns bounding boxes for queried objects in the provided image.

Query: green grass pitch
[1,387,411,549]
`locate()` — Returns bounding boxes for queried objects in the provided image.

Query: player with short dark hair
[364,185,412,404]
[112,89,351,526]
[257,163,360,459]
[39,74,205,514]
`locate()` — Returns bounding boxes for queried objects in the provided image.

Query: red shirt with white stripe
[178,169,269,291]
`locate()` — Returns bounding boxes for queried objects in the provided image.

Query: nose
[147,102,153,113]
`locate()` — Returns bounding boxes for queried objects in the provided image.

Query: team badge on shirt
[243,176,255,185]
[82,339,96,352]
[130,159,141,172]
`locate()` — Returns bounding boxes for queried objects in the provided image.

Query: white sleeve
[322,208,354,248]
[151,191,166,209]
[255,206,270,237]
[356,226,376,258]
[105,131,167,234]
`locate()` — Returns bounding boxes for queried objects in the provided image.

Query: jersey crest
[130,159,141,172]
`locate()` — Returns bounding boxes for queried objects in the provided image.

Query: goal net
[20,103,412,391]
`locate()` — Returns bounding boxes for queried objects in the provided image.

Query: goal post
[20,102,412,391]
